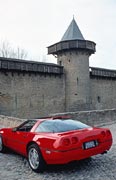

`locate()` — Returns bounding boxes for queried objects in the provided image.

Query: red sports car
[0,117,113,172]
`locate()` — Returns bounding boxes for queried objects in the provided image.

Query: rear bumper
[41,140,112,164]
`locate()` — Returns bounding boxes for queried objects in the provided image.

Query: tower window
[77,77,78,84]
[97,96,101,103]
[59,61,62,66]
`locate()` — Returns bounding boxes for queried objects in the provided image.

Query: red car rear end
[0,118,113,172]
[40,127,112,164]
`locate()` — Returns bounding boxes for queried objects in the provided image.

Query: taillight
[71,137,78,144]
[62,138,70,146]
[101,131,106,138]
[106,130,111,136]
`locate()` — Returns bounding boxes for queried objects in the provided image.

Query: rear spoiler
[34,115,71,120]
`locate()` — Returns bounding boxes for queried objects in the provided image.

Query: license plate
[84,141,96,149]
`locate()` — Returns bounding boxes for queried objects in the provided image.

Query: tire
[28,143,46,172]
[0,135,6,153]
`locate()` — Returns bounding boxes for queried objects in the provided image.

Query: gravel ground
[0,122,116,180]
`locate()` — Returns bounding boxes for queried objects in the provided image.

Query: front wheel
[28,144,46,172]
[0,135,6,153]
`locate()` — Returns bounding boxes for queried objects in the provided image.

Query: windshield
[35,119,90,133]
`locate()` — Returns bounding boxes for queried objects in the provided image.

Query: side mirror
[12,127,17,132]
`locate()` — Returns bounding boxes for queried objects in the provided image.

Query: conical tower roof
[61,18,85,41]
[48,18,96,55]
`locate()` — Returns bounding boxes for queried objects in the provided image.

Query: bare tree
[0,40,28,59]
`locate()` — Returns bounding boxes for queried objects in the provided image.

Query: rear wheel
[0,135,6,153]
[28,144,46,172]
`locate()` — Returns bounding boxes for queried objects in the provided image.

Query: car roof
[29,115,70,122]
[27,116,71,127]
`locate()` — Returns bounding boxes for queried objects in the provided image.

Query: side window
[17,120,36,132]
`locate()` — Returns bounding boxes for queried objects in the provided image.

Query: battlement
[48,40,96,55]
[90,67,116,79]
[0,57,63,75]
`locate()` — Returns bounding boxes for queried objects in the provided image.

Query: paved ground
[0,122,116,180]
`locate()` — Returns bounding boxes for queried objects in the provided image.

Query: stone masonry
[0,58,65,118]
[1,18,116,118]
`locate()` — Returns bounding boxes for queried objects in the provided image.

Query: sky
[0,0,116,69]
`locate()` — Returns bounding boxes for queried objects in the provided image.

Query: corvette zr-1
[0,117,113,172]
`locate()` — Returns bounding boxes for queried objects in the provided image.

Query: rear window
[35,119,90,133]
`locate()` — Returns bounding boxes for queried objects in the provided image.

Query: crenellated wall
[1,57,116,119]
[0,58,65,118]
[90,67,116,110]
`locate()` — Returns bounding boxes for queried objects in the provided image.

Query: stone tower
[48,18,96,111]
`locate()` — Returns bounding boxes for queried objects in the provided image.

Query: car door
[11,130,30,155]
[5,120,35,155]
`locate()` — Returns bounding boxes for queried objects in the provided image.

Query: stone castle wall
[0,58,65,118]
[0,71,65,118]
[1,58,116,119]
[90,76,116,110]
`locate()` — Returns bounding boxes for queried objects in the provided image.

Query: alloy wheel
[28,147,40,170]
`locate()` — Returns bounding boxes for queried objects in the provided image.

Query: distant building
[0,18,116,118]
